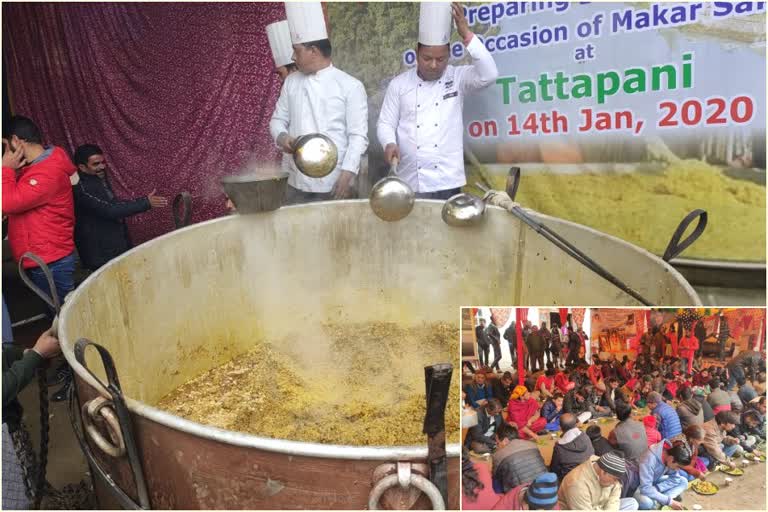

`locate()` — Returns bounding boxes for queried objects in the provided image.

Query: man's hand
[452,3,471,40]
[384,143,400,165]
[2,141,25,170]
[31,330,60,359]
[698,472,707,482]
[669,499,684,510]
[277,133,296,154]
[331,170,356,200]
[147,189,169,208]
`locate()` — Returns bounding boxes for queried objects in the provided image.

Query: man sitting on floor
[701,410,744,469]
[647,391,682,440]
[550,412,595,481]
[629,440,691,510]
[558,451,639,511]
[465,398,504,453]
[493,422,549,493]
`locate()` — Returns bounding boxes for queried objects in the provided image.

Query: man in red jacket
[3,116,77,401]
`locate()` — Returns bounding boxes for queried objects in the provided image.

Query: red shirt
[3,147,77,267]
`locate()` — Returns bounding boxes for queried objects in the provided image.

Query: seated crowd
[462,343,766,511]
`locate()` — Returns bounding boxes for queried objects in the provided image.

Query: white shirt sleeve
[340,80,369,174]
[458,35,499,94]
[269,82,291,145]
[376,78,400,150]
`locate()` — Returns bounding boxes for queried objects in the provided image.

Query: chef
[266,20,297,82]
[376,3,498,199]
[270,1,368,203]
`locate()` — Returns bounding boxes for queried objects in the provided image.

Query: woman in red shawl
[506,385,546,440]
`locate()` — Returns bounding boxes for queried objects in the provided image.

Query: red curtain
[516,308,528,385]
[3,2,285,243]
[558,308,568,328]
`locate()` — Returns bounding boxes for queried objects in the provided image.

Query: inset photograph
[461,307,766,511]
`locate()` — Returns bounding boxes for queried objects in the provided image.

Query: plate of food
[744,452,765,462]
[691,480,719,495]
[717,465,744,476]
[661,506,688,510]
[598,417,611,424]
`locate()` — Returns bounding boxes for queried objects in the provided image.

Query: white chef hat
[266,20,293,68]
[285,1,328,45]
[418,2,453,46]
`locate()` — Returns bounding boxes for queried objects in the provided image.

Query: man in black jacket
[475,318,489,368]
[503,320,517,367]
[493,422,548,493]
[72,144,169,271]
[465,398,504,453]
[486,316,502,372]
[549,412,595,481]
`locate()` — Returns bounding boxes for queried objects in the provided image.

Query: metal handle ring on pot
[368,471,445,510]
[82,396,126,457]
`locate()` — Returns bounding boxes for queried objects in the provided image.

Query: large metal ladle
[369,157,415,222]
[474,180,654,306]
[441,192,486,227]
[292,133,338,178]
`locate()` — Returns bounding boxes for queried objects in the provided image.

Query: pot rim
[58,200,700,460]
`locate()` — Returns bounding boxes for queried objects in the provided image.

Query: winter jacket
[564,391,595,416]
[727,350,762,373]
[701,418,732,464]
[610,418,648,461]
[466,408,503,450]
[738,382,758,404]
[464,383,493,409]
[2,146,77,267]
[694,395,715,422]
[2,345,44,432]
[676,399,704,429]
[637,441,678,507]
[550,428,594,481]
[558,457,622,511]
[491,378,513,408]
[652,401,682,440]
[73,172,151,270]
[707,388,731,412]
[601,386,620,411]
[541,400,563,424]
[486,324,501,347]
[527,330,545,353]
[476,325,488,347]
[493,439,548,493]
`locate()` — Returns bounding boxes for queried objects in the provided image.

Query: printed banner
[329,2,766,262]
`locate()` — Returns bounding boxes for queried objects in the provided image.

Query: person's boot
[51,375,72,402]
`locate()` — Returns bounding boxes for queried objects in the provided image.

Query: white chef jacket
[376,36,498,193]
[270,64,369,193]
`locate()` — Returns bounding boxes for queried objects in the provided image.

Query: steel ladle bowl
[369,157,415,222]
[441,192,486,227]
[292,133,338,178]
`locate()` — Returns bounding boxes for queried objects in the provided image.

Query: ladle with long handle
[474,182,654,306]
[369,157,415,222]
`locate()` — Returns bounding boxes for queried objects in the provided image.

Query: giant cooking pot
[59,200,700,510]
